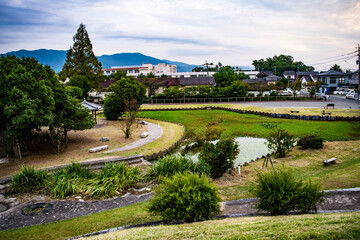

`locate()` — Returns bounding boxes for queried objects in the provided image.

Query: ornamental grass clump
[149,155,209,179]
[251,166,324,215]
[148,172,221,223]
[10,165,49,193]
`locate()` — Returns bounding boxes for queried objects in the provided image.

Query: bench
[327,104,335,109]
[290,110,299,113]
[322,112,332,115]
[323,158,336,166]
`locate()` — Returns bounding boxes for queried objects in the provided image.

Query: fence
[144,95,321,104]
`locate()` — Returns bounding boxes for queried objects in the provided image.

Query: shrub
[298,135,323,149]
[10,165,49,193]
[148,172,221,223]
[199,138,239,178]
[267,128,296,157]
[251,167,324,215]
[150,155,209,178]
[248,93,255,97]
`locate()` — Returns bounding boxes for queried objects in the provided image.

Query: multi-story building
[102,63,177,77]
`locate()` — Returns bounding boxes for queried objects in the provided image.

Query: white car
[342,89,353,96]
[333,88,345,95]
[346,90,356,99]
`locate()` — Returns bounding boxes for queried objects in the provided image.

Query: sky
[1,0,360,71]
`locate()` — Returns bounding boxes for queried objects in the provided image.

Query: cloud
[0,0,359,70]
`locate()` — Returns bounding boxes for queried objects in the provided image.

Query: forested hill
[1,49,199,73]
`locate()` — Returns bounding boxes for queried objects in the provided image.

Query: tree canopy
[252,55,314,76]
[0,55,94,157]
[213,66,249,87]
[104,77,146,120]
[59,23,103,90]
[329,64,343,72]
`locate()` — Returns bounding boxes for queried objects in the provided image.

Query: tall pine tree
[59,23,103,90]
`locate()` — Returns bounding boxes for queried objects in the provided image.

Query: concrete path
[104,122,163,153]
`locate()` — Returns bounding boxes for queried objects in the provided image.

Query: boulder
[89,145,109,153]
[100,137,110,142]
[140,132,149,138]
[141,121,148,125]
[33,196,45,201]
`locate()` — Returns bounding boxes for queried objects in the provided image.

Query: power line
[306,54,357,66]
[304,51,357,62]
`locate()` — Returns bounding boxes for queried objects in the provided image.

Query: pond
[178,137,270,165]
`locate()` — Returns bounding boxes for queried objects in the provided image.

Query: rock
[141,121,148,125]
[75,196,82,199]
[140,132,149,138]
[100,137,110,142]
[89,145,109,153]
[0,185,6,190]
[5,198,16,203]
[0,157,10,164]
[0,194,4,201]
[78,199,85,202]
[33,196,45,201]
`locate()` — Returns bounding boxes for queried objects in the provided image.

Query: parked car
[342,89,352,96]
[346,90,356,99]
[333,88,346,95]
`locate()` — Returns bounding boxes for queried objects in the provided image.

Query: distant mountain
[1,49,199,73]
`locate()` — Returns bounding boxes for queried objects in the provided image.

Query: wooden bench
[290,110,299,113]
[323,158,336,166]
[322,112,332,115]
[327,104,335,109]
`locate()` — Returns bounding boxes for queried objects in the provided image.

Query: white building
[102,63,177,77]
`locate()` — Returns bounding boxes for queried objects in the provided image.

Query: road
[237,95,360,109]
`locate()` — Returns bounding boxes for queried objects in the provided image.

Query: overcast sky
[1,0,359,70]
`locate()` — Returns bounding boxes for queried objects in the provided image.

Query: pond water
[0,203,9,212]
[178,137,270,165]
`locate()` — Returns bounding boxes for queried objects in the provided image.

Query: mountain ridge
[1,49,200,73]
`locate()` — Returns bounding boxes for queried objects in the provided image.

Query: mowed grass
[216,140,360,200]
[141,103,360,117]
[140,110,360,141]
[0,202,160,240]
[83,212,360,240]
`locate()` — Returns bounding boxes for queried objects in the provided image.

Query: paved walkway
[104,122,163,153]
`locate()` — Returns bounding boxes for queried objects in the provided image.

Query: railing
[144,95,321,104]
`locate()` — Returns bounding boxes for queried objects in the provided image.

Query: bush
[148,172,221,223]
[199,138,239,178]
[267,128,296,157]
[248,93,255,97]
[103,94,123,120]
[10,165,49,193]
[298,135,323,149]
[149,155,209,179]
[251,167,324,215]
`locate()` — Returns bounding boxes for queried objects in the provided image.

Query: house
[283,70,296,81]
[317,70,349,92]
[102,63,177,77]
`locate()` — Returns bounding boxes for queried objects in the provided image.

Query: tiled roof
[178,77,215,86]
[317,70,348,76]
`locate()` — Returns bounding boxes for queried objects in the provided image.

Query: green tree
[103,77,146,134]
[329,64,343,72]
[65,86,83,99]
[192,66,205,72]
[0,56,55,158]
[225,80,248,97]
[68,75,91,99]
[267,128,296,158]
[305,81,322,98]
[164,86,183,99]
[288,79,302,97]
[252,55,314,76]
[59,23,103,90]
[213,66,238,87]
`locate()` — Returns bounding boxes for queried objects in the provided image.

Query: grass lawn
[141,103,360,117]
[83,211,360,240]
[0,202,160,240]
[0,118,184,178]
[140,109,360,141]
[216,140,360,200]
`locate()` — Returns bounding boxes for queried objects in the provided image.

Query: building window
[330,77,336,84]
[338,77,345,84]
[135,70,139,73]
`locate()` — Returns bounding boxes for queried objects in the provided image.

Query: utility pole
[357,44,360,100]
[203,61,210,80]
